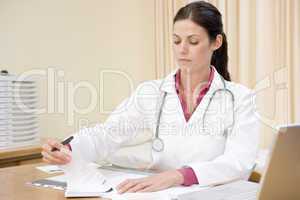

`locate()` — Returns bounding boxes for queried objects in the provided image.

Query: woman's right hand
[41,139,72,165]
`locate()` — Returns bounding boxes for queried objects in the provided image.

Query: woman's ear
[212,34,223,51]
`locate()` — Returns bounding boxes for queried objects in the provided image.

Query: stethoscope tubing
[152,76,235,152]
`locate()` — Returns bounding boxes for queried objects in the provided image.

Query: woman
[42,1,260,194]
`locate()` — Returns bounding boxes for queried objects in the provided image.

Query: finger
[42,156,51,164]
[54,151,72,162]
[118,181,137,194]
[126,182,149,193]
[47,139,63,151]
[41,151,60,164]
[41,151,68,165]
[139,185,158,193]
[42,156,60,165]
[47,151,69,165]
[42,149,71,163]
[42,144,71,162]
[116,178,141,190]
[42,143,52,151]
[60,146,72,155]
[117,180,139,194]
[116,179,130,190]
[42,151,56,164]
[59,147,72,160]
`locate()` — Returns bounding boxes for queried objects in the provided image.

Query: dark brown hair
[174,1,231,81]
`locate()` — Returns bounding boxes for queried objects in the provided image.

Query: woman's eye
[174,40,181,45]
[189,40,198,45]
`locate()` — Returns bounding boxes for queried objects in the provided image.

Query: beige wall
[0,0,156,139]
[2,0,298,150]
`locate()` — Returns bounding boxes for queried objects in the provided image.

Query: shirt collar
[160,66,224,94]
[174,67,215,95]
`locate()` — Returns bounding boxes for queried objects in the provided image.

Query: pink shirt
[175,67,215,186]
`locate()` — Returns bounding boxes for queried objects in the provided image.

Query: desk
[0,163,109,200]
[0,142,44,168]
[0,162,261,200]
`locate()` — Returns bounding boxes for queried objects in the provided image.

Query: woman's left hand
[116,169,184,194]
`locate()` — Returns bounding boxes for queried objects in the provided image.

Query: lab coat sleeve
[68,81,156,163]
[188,89,260,187]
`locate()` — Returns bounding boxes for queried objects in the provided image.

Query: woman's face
[173,19,219,72]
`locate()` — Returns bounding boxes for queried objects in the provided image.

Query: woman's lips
[179,58,191,62]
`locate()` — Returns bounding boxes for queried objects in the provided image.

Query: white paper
[94,168,208,200]
[176,180,259,200]
[60,148,113,197]
[109,185,209,200]
[46,174,67,182]
[46,146,209,200]
[47,166,208,199]
[36,165,63,174]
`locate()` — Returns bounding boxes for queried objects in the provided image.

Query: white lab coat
[69,67,260,187]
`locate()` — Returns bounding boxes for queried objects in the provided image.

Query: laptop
[176,125,300,200]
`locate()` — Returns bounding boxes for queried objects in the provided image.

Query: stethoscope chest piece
[152,137,164,152]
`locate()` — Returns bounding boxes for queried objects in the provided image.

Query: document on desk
[36,165,63,174]
[97,168,208,199]
[175,180,259,200]
[46,146,209,199]
[60,147,113,197]
[47,165,208,199]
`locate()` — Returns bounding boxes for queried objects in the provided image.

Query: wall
[0,0,156,139]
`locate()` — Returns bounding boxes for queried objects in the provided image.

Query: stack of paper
[40,162,210,200]
[0,71,39,149]
[46,143,209,199]
[60,147,114,197]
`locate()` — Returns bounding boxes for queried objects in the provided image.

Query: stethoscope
[152,76,235,152]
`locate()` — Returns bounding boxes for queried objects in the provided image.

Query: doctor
[42,1,260,194]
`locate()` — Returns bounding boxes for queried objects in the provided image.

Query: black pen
[51,136,74,152]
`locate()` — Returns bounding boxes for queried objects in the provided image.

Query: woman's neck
[179,66,211,94]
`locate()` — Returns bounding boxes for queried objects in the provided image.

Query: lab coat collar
[159,66,225,95]
[159,68,178,94]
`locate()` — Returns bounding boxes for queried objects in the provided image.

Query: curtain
[154,0,185,78]
[158,0,300,148]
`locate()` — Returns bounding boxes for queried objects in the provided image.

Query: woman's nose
[179,42,189,54]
